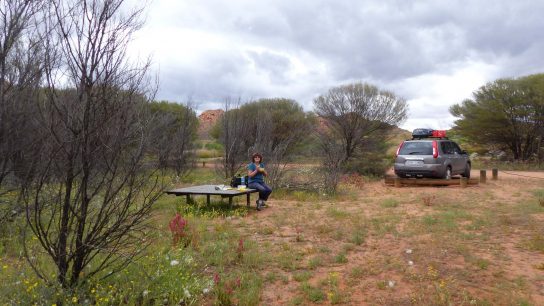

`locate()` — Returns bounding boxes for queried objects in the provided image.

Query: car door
[442,141,461,173]
[450,142,466,173]
[440,141,453,169]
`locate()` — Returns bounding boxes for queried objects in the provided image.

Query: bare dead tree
[0,0,45,222]
[315,129,345,193]
[216,97,250,178]
[247,103,311,188]
[314,82,407,162]
[21,0,161,288]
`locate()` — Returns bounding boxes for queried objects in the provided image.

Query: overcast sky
[130,0,544,130]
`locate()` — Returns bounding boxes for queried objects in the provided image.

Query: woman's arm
[248,168,259,177]
[247,164,259,177]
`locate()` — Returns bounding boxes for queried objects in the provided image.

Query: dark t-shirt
[247,163,265,183]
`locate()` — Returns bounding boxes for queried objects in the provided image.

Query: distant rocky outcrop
[198,109,223,139]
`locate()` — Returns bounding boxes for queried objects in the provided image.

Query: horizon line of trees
[211,82,408,192]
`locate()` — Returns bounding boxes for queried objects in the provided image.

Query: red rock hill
[198,109,224,139]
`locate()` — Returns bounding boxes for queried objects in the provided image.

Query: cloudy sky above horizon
[130,0,544,130]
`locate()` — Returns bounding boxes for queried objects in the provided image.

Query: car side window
[451,142,462,154]
[442,141,453,154]
[440,142,448,154]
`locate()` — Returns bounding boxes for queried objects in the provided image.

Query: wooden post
[202,161,206,167]
[460,177,468,188]
[480,169,487,184]
[394,177,402,188]
[492,168,498,180]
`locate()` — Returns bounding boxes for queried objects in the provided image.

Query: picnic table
[166,185,258,207]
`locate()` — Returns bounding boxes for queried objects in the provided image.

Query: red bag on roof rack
[412,128,447,139]
[432,130,446,138]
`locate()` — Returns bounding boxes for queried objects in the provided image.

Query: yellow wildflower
[72,296,78,303]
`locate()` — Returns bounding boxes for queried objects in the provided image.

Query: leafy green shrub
[205,142,224,151]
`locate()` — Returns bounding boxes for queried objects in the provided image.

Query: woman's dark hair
[251,153,263,163]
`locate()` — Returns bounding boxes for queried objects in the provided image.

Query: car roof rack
[411,128,448,140]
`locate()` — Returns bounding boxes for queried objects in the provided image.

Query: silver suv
[394,129,471,179]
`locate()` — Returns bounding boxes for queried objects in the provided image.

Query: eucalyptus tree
[450,74,544,161]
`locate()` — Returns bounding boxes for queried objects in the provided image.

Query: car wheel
[462,163,471,178]
[443,167,452,180]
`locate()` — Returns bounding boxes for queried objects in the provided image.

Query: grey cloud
[144,0,544,121]
[246,50,293,85]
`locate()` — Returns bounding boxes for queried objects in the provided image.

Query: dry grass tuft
[422,195,436,206]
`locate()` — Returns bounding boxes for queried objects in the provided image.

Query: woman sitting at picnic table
[247,152,272,211]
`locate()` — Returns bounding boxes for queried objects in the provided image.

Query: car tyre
[462,163,471,178]
[443,167,452,180]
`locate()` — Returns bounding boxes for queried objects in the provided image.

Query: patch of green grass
[465,216,491,231]
[289,295,305,305]
[332,229,345,241]
[180,167,222,185]
[293,271,313,282]
[257,226,274,235]
[419,209,472,234]
[342,243,355,253]
[370,215,400,237]
[315,223,334,236]
[265,271,279,283]
[329,289,348,304]
[277,251,304,271]
[232,272,263,306]
[513,196,544,215]
[175,198,249,218]
[474,258,490,270]
[522,235,544,252]
[273,189,321,202]
[326,207,350,219]
[318,246,331,253]
[349,266,364,279]
[350,226,367,245]
[196,149,221,159]
[307,256,324,270]
[380,198,399,208]
[376,280,388,290]
[301,282,325,302]
[334,252,348,264]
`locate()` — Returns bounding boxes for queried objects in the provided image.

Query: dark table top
[166,185,257,196]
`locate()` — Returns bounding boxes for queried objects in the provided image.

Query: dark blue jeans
[248,181,272,201]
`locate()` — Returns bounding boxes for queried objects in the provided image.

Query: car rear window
[399,141,433,155]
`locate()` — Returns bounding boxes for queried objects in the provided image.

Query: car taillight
[396,142,404,157]
[432,140,438,158]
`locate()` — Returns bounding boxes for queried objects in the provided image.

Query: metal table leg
[246,193,250,207]
[207,194,210,205]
